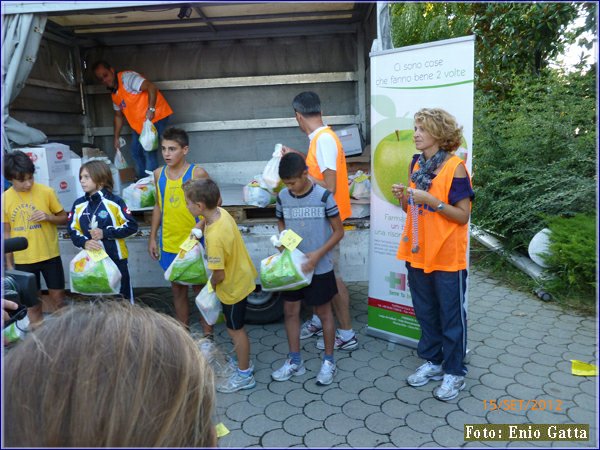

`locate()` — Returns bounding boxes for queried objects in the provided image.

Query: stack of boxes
[19,143,80,211]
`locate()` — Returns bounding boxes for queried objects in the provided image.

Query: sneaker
[271,359,306,381]
[300,319,323,339]
[433,374,466,401]
[316,360,337,386]
[407,361,444,387]
[316,333,358,351]
[213,355,255,378]
[216,372,256,393]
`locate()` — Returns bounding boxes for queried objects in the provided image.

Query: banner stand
[367,35,475,347]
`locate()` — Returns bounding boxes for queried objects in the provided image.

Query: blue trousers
[130,116,170,179]
[406,263,468,376]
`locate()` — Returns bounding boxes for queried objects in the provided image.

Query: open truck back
[3,2,377,320]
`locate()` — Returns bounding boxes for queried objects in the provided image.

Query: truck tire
[245,289,283,324]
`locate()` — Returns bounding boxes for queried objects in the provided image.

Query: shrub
[472,68,596,251]
[543,214,597,301]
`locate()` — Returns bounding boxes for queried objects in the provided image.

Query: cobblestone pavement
[202,268,598,448]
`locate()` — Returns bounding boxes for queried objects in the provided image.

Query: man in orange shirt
[93,61,173,180]
[282,91,357,351]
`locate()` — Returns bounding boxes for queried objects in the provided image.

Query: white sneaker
[316,332,358,351]
[433,374,466,401]
[407,361,444,387]
[300,319,323,339]
[316,360,337,386]
[271,359,306,381]
[216,372,256,393]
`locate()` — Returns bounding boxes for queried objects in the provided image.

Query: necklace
[408,190,419,253]
[84,193,103,231]
[167,163,188,181]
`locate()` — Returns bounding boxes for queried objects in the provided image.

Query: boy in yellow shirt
[183,178,258,393]
[2,151,68,326]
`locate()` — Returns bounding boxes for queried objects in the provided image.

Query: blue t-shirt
[275,183,339,275]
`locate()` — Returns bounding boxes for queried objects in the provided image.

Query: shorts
[221,298,247,330]
[14,255,65,291]
[159,250,177,271]
[283,270,338,307]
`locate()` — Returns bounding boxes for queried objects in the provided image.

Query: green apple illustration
[373,129,415,204]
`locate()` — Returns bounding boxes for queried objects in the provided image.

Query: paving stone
[543,381,583,398]
[285,387,320,408]
[511,335,541,350]
[522,361,553,377]
[240,413,281,437]
[469,353,497,369]
[572,392,597,412]
[432,424,467,447]
[506,383,546,400]
[406,410,446,434]
[519,327,549,340]
[419,396,459,418]
[264,400,301,422]
[487,362,518,379]
[267,379,301,396]
[549,369,585,388]
[282,413,322,437]
[374,375,402,393]
[226,401,263,422]
[355,365,383,382]
[537,343,569,357]
[336,375,371,395]
[348,348,377,362]
[341,399,380,420]
[578,379,597,396]
[321,387,356,407]
[260,428,303,448]
[324,412,363,435]
[567,406,597,425]
[529,351,560,367]
[486,409,529,424]
[482,338,511,351]
[218,428,260,447]
[360,386,394,406]
[567,342,596,357]
[527,407,569,424]
[465,364,488,382]
[304,428,347,447]
[365,411,402,435]
[447,409,488,432]
[303,400,341,421]
[256,349,281,365]
[457,396,489,418]
[381,398,419,420]
[370,356,399,371]
[347,426,391,447]
[498,352,531,368]
[514,371,549,390]
[396,385,431,405]
[390,426,431,447]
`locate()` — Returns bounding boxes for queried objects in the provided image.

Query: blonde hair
[414,108,463,153]
[3,301,216,447]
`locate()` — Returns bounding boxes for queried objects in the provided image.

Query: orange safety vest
[396,155,471,273]
[111,71,173,134]
[306,127,352,221]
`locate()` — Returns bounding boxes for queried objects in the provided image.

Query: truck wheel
[245,289,283,324]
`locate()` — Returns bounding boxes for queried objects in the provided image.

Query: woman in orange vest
[392,108,474,402]
[93,61,173,180]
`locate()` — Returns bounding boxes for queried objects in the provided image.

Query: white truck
[3,1,383,322]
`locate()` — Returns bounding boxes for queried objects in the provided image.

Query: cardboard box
[38,174,78,212]
[69,151,85,198]
[19,143,71,180]
[334,125,363,157]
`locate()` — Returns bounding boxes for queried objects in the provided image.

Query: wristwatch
[148,107,156,112]
[436,202,445,212]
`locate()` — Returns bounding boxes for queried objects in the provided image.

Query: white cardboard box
[38,174,78,212]
[69,152,85,199]
[334,125,363,156]
[19,143,71,180]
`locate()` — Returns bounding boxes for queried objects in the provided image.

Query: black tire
[245,290,284,324]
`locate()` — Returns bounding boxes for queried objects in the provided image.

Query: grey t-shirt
[275,183,339,275]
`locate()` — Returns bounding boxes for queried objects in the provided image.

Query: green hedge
[472,69,596,251]
[544,214,597,301]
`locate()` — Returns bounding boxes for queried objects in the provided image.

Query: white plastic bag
[243,175,276,207]
[262,144,283,190]
[140,119,158,151]
[260,231,314,291]
[349,170,371,200]
[122,171,156,209]
[164,238,210,285]
[114,149,128,169]
[69,249,122,296]
[195,283,221,325]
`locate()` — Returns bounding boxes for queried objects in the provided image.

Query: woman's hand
[391,183,406,200]
[408,187,436,207]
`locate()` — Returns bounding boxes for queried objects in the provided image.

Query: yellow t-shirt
[2,182,64,264]
[205,208,257,305]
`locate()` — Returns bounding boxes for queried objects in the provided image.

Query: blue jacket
[68,188,138,261]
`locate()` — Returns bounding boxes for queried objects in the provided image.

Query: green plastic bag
[69,250,122,295]
[260,248,313,292]
[165,241,210,286]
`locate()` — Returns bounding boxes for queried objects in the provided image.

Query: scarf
[411,150,448,191]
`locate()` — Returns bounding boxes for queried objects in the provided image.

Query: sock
[289,352,302,365]
[323,354,335,364]
[238,367,252,378]
[311,314,322,327]
[338,329,355,341]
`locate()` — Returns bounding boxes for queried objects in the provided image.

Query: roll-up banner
[368,36,475,347]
